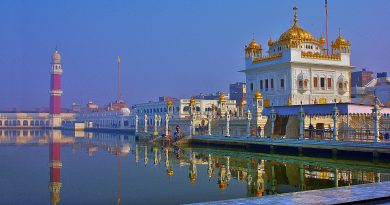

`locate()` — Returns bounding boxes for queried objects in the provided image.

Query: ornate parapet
[301,51,341,61]
[253,53,282,64]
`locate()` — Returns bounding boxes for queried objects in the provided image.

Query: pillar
[270,106,277,138]
[226,113,230,137]
[298,105,305,140]
[165,113,169,136]
[372,97,381,143]
[332,102,339,141]
[144,114,148,133]
[135,114,139,133]
[247,110,252,137]
[154,114,158,133]
[207,114,212,136]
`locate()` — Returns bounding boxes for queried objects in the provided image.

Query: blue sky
[1,0,389,109]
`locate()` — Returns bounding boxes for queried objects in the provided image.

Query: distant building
[229,82,246,106]
[194,91,229,100]
[351,68,374,87]
[377,72,388,78]
[71,103,81,113]
[158,96,177,102]
[86,101,99,112]
[105,100,128,111]
[351,76,390,107]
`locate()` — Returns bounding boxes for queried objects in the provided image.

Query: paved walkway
[188,182,390,205]
[189,135,390,154]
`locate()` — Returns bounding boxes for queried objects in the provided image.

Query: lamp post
[270,105,277,138]
[135,114,139,133]
[144,114,148,133]
[372,97,381,143]
[247,110,252,137]
[332,100,339,141]
[207,113,212,136]
[298,104,305,140]
[165,113,169,136]
[226,113,230,137]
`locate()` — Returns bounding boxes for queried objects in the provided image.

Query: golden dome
[319,36,326,45]
[245,34,261,51]
[218,94,226,103]
[277,6,317,46]
[279,24,314,42]
[246,39,261,50]
[253,90,262,100]
[256,190,263,197]
[167,100,173,107]
[268,37,273,47]
[190,96,196,106]
[52,49,61,64]
[332,34,350,49]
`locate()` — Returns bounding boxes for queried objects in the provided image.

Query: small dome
[319,36,326,45]
[189,175,197,183]
[52,49,61,63]
[268,37,273,47]
[120,107,131,116]
[253,90,263,99]
[190,96,196,106]
[256,190,263,197]
[332,34,350,48]
[246,39,261,50]
[218,94,226,103]
[167,100,173,107]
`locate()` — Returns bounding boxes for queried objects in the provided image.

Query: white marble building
[242,6,353,110]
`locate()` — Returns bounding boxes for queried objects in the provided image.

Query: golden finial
[287,96,292,105]
[190,96,196,106]
[167,100,173,107]
[293,6,298,25]
[253,90,262,100]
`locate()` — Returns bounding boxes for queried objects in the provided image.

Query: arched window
[5,120,9,126]
[0,121,2,126]
[17,120,21,126]
[23,120,28,126]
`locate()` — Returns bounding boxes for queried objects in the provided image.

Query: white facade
[242,7,353,110]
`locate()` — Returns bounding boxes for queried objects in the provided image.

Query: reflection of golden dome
[190,96,196,106]
[167,100,173,107]
[218,182,227,190]
[319,36,326,45]
[189,175,197,183]
[218,94,226,103]
[256,190,263,197]
[253,90,262,99]
[167,169,174,176]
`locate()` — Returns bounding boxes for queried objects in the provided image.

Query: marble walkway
[188,182,390,205]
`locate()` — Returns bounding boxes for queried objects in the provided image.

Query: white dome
[52,49,61,64]
[120,107,131,116]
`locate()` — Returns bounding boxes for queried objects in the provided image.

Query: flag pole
[326,0,329,55]
[117,56,121,111]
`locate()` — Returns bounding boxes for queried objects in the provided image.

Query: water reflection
[0,129,389,204]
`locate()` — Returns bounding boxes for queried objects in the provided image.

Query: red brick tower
[49,48,63,127]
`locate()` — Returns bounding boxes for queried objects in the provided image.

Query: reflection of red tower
[49,48,63,127]
[49,131,62,205]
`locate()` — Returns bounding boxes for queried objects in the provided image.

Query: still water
[1,129,390,205]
